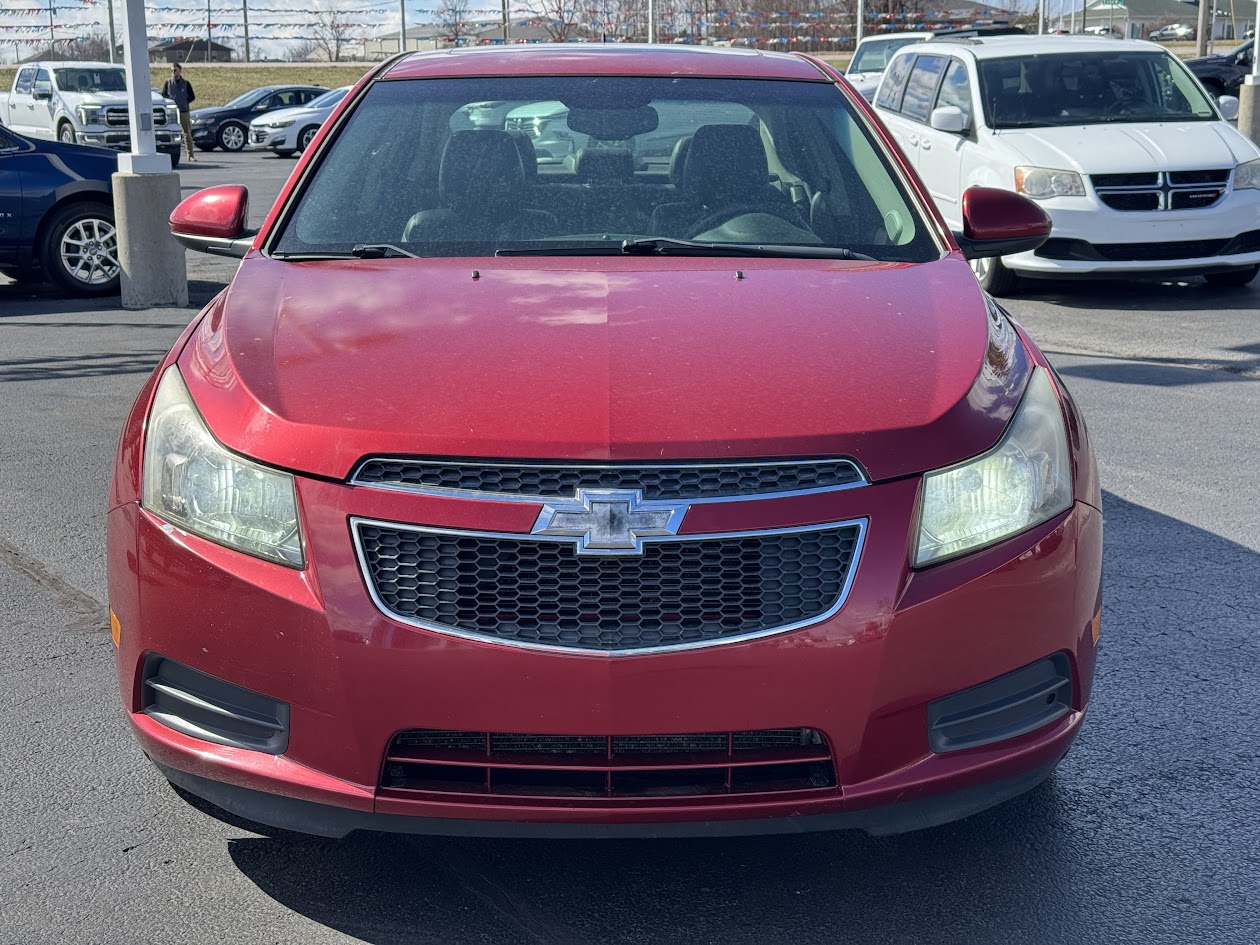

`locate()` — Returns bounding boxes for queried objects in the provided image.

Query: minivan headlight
[142,367,304,567]
[1234,157,1260,190]
[915,368,1072,567]
[1014,166,1085,199]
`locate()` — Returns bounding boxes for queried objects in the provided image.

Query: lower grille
[928,654,1072,753]
[382,728,836,800]
[355,520,863,652]
[1035,235,1249,262]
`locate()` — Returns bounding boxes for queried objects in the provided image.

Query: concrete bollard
[1239,76,1260,147]
[112,171,188,310]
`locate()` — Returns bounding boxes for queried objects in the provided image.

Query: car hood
[994,120,1260,171]
[189,106,231,122]
[249,104,325,127]
[26,135,118,172]
[179,254,1030,482]
[64,90,169,107]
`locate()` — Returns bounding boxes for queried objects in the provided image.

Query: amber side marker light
[1090,611,1102,646]
[110,610,121,647]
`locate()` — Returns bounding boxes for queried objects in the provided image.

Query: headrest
[575,148,634,183]
[439,130,524,211]
[669,135,692,186]
[681,124,770,207]
[507,131,538,181]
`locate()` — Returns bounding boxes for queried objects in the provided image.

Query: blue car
[0,125,119,295]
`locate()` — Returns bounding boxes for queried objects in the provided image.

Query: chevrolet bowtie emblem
[531,489,688,554]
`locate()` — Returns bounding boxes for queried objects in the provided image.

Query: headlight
[191,117,211,126]
[914,368,1072,567]
[267,118,296,129]
[77,105,102,125]
[141,367,304,568]
[1234,157,1260,190]
[1014,166,1085,199]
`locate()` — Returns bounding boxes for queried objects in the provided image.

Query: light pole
[1239,1,1260,143]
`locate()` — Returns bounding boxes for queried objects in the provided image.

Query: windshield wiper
[271,244,417,261]
[497,239,874,260]
[620,238,876,260]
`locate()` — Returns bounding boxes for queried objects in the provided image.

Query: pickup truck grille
[102,106,168,127]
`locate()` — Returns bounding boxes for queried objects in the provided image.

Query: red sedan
[108,45,1101,838]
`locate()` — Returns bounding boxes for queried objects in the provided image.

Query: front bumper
[77,128,180,150]
[248,126,295,150]
[1003,190,1260,277]
[190,125,216,143]
[109,474,1102,837]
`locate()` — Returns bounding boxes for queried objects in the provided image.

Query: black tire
[272,149,296,158]
[196,143,215,152]
[217,122,247,152]
[1204,265,1259,287]
[161,147,181,169]
[40,201,120,297]
[58,121,76,144]
[297,125,319,152]
[970,254,1022,296]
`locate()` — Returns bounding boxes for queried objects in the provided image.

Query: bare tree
[59,33,113,61]
[519,0,579,41]
[310,5,354,62]
[435,0,476,44]
[285,39,320,62]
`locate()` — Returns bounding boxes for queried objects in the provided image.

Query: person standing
[161,63,197,164]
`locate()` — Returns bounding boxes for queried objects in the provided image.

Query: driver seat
[650,124,803,239]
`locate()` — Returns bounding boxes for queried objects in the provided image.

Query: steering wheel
[685,203,812,241]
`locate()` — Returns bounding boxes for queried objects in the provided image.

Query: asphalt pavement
[1,152,1258,945]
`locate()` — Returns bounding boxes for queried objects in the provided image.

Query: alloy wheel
[59,217,120,287]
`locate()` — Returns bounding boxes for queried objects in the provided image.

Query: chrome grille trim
[351,516,867,656]
[349,457,868,504]
[1091,169,1230,212]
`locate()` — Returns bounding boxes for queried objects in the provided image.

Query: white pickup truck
[1,60,183,166]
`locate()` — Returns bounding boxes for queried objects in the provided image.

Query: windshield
[223,89,267,109]
[979,52,1217,128]
[54,68,126,93]
[849,37,928,74]
[310,87,349,109]
[272,75,935,262]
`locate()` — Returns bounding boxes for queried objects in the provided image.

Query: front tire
[297,125,319,152]
[217,122,246,152]
[970,254,1022,296]
[58,122,76,144]
[1204,265,1259,287]
[40,202,120,297]
[161,147,181,169]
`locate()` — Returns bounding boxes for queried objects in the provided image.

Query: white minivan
[873,35,1260,293]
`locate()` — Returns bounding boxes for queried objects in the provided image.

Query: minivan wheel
[970,254,1021,296]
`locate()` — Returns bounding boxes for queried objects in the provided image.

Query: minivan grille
[1092,169,1229,212]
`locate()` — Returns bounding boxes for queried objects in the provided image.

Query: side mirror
[954,186,1052,260]
[169,184,256,258]
[929,105,968,134]
[1217,95,1240,120]
[32,88,52,101]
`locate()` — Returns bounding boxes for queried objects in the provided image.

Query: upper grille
[102,106,167,127]
[351,458,865,500]
[382,727,836,800]
[355,521,862,652]
[1092,169,1229,212]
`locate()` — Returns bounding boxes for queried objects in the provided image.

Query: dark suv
[1186,40,1253,97]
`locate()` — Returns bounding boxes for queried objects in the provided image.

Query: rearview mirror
[169,184,256,258]
[954,187,1051,260]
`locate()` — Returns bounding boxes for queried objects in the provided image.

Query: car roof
[25,61,120,69]
[384,44,831,82]
[905,35,1166,59]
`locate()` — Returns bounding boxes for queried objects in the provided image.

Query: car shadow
[218,491,1260,945]
[1017,276,1259,312]
[1054,351,1260,386]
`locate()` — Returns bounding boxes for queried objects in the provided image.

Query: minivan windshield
[54,68,126,93]
[979,52,1217,128]
[272,75,936,262]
